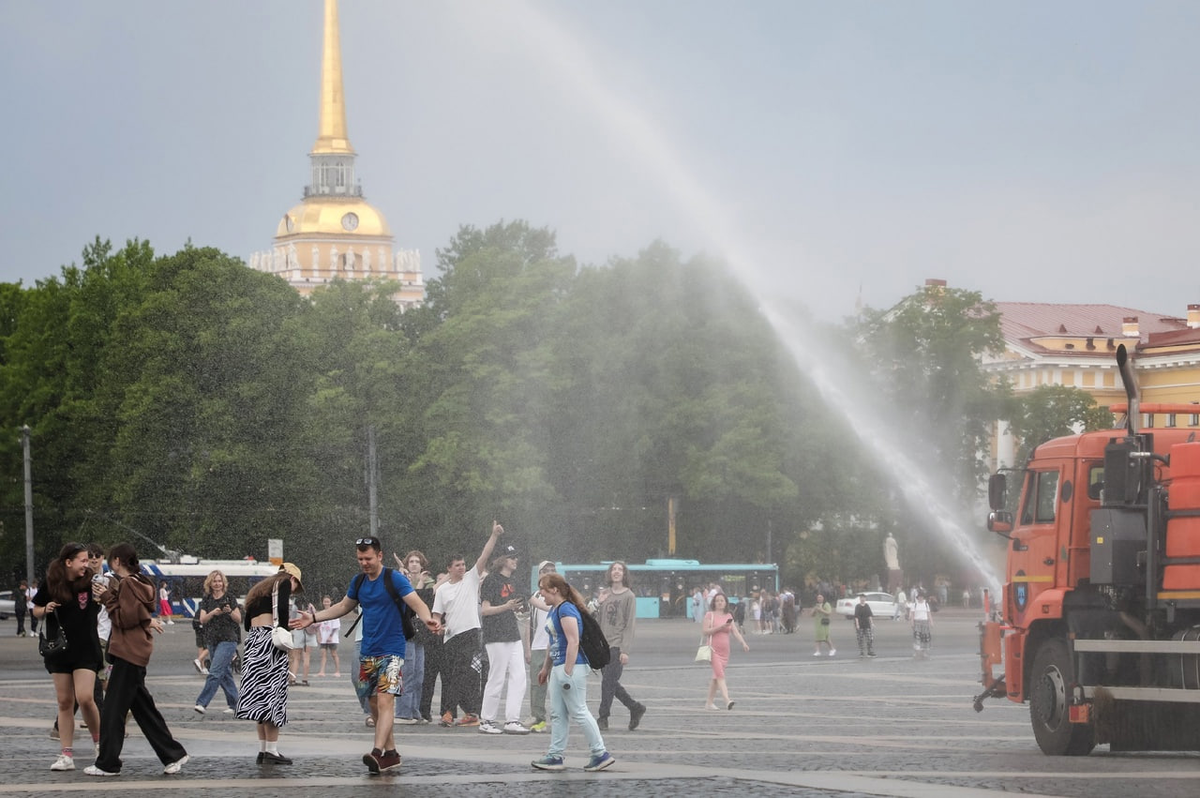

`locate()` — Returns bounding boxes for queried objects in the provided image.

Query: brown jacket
[102,573,156,667]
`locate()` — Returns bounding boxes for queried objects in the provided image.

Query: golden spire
[313,0,354,154]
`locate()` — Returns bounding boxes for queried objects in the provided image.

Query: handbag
[39,608,70,659]
[270,581,297,651]
[694,612,713,662]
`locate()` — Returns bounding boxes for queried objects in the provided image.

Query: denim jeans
[195,640,239,709]
[351,640,370,714]
[547,663,605,759]
[394,641,425,718]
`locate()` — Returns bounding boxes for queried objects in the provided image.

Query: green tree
[1007,384,1114,466]
[853,283,1010,508]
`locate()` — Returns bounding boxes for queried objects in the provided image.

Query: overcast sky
[3,1,1199,321]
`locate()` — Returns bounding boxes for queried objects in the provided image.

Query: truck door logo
[1014,571,1028,611]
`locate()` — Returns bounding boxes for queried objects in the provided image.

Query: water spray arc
[489,1,1001,589]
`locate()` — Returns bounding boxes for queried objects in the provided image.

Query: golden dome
[276,198,392,239]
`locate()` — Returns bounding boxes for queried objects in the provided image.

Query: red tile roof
[994,302,1187,354]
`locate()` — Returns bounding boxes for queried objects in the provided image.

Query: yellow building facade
[980,294,1200,470]
[248,0,424,308]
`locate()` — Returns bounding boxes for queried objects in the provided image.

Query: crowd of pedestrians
[24,532,963,781]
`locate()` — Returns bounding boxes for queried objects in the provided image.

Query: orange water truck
[974,344,1200,754]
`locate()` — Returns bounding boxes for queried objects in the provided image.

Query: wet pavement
[2,609,1198,797]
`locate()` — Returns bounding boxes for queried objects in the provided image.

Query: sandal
[365,716,376,728]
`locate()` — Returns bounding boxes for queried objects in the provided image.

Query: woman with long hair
[32,542,103,771]
[702,592,749,710]
[193,570,241,714]
[86,543,188,776]
[236,564,303,765]
[394,549,434,723]
[530,572,614,772]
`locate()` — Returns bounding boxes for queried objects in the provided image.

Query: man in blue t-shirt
[293,536,441,776]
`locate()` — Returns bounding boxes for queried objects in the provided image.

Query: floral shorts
[356,655,404,701]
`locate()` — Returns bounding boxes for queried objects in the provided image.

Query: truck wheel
[1029,638,1095,756]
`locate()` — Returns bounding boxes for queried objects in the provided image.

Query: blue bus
[531,559,780,619]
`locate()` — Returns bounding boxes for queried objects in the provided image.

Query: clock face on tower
[341,212,359,231]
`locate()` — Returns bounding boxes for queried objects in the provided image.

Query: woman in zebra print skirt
[236,564,304,765]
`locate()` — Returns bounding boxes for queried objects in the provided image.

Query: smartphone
[725,618,734,625]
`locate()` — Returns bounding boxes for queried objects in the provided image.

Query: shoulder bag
[694,612,713,663]
[270,581,297,651]
[39,607,70,659]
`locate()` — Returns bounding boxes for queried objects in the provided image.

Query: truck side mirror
[988,473,1007,511]
[987,510,1013,534]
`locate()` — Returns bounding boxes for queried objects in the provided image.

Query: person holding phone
[702,593,749,711]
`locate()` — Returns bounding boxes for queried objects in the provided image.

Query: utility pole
[366,424,379,537]
[766,518,773,565]
[22,425,34,584]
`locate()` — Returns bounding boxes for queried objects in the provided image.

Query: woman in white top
[910,591,933,658]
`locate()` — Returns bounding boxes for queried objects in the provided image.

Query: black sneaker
[628,703,646,731]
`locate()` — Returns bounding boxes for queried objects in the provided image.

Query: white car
[835,591,898,620]
[0,590,15,620]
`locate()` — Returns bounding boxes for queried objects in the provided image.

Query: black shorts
[44,649,104,676]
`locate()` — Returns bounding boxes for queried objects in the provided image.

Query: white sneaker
[828,648,837,657]
[394,717,419,725]
[50,754,75,771]
[478,720,503,734]
[503,721,530,735]
[705,703,721,710]
[222,708,235,714]
[193,704,206,714]
[163,754,188,775]
[84,765,119,777]
[812,651,821,657]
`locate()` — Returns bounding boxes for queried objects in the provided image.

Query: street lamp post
[22,425,34,584]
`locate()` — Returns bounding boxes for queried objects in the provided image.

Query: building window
[1143,413,1155,429]
[1168,414,1177,428]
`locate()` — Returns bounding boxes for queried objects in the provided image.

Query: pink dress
[706,611,734,678]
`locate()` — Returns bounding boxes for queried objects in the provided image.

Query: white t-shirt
[530,593,551,651]
[432,568,482,641]
[911,599,931,622]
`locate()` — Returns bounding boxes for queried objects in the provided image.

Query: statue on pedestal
[884,532,903,592]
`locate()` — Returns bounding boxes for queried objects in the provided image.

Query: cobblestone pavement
[2,610,1198,798]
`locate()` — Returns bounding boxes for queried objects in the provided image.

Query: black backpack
[554,603,610,669]
[351,568,416,640]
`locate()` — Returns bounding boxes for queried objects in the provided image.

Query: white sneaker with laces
[193,704,206,714]
[503,721,530,735]
[828,648,837,657]
[478,720,503,734]
[84,765,119,777]
[163,754,188,775]
[50,754,74,771]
